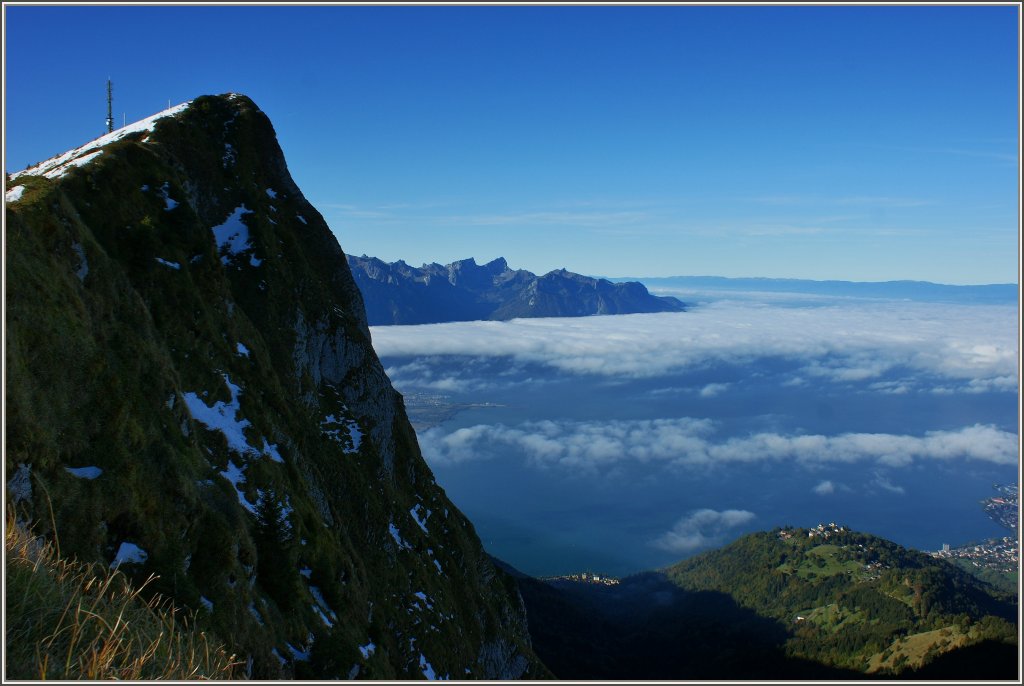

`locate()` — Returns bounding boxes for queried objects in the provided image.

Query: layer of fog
[371,295,1018,572]
[371,300,1017,395]
[419,420,1016,470]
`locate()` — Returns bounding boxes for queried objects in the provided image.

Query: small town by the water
[929,536,1018,574]
[981,482,1018,531]
[928,483,1019,575]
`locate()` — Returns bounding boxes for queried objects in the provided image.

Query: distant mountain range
[607,275,1019,304]
[347,255,686,325]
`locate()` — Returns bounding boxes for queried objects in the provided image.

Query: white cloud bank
[652,509,757,554]
[370,301,1017,392]
[419,419,1018,471]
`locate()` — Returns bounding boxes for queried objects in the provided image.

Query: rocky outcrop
[5,93,546,679]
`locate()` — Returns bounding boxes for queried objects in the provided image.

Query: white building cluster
[807,522,847,539]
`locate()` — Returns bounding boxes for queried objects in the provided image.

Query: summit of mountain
[5,93,546,679]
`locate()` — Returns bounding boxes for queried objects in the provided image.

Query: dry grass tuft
[5,510,241,680]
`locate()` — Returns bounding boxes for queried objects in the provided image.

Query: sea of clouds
[418,419,1017,470]
[371,297,1018,567]
[374,298,1018,472]
[372,299,1018,395]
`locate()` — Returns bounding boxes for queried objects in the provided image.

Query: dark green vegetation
[952,559,1018,596]
[515,528,1018,679]
[6,513,239,679]
[348,254,686,325]
[5,94,545,679]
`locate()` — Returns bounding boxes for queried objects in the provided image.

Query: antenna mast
[105,79,114,133]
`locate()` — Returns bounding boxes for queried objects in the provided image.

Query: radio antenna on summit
[105,79,114,133]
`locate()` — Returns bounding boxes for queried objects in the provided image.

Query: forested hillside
[515,527,1018,679]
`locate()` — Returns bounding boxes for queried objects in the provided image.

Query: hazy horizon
[353,252,1021,288]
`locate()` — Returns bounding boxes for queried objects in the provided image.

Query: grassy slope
[664,528,1018,674]
[952,558,1019,595]
[5,512,239,680]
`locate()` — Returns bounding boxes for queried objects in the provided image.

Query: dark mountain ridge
[5,93,545,679]
[512,526,1018,680]
[348,254,686,325]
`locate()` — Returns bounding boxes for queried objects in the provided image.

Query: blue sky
[4,4,1020,283]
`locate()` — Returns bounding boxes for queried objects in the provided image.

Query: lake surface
[373,290,1019,577]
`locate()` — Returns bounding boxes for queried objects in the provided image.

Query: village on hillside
[543,571,621,586]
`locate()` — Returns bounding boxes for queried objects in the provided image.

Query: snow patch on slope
[183,375,252,456]
[389,521,412,550]
[419,652,445,680]
[287,642,311,662]
[321,412,363,453]
[154,257,181,270]
[183,373,282,465]
[158,181,178,210]
[211,205,254,264]
[12,101,191,181]
[220,459,256,513]
[309,586,338,625]
[110,542,148,568]
[410,504,431,533]
[6,185,25,202]
[260,437,285,463]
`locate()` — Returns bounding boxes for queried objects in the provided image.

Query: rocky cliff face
[5,94,546,679]
[348,255,686,325]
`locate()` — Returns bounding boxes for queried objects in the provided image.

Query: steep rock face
[5,94,546,679]
[492,269,677,319]
[348,255,686,325]
[350,256,492,326]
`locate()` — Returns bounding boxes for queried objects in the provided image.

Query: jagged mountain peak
[484,256,509,272]
[348,254,686,325]
[540,267,597,283]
